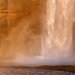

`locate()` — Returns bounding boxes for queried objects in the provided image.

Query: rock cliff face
[0,0,75,66]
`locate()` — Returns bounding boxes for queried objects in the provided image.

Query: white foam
[1,54,74,67]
